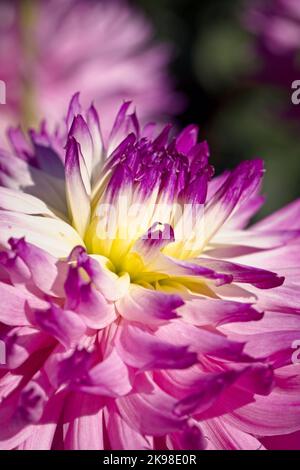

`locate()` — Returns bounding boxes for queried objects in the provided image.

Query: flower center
[83,134,213,275]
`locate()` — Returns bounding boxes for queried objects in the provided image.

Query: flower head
[0,96,299,449]
[0,0,180,140]
[245,0,300,89]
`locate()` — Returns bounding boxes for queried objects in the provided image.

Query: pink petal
[261,430,300,450]
[171,423,207,450]
[175,125,199,154]
[66,92,82,130]
[254,198,300,231]
[179,298,262,326]
[0,282,47,326]
[202,418,265,450]
[105,407,153,450]
[197,257,284,289]
[64,264,116,329]
[65,137,91,238]
[7,237,62,296]
[34,304,86,349]
[69,114,93,178]
[116,284,183,325]
[63,393,104,450]
[157,321,248,362]
[115,322,197,371]
[74,349,132,397]
[204,159,264,243]
[1,327,53,369]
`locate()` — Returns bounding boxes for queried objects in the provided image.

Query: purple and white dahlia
[0,96,299,450]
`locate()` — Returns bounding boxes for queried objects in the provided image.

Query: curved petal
[179,298,263,326]
[34,304,86,349]
[0,187,60,219]
[115,322,197,371]
[117,378,187,435]
[105,407,153,450]
[74,349,132,397]
[65,137,91,238]
[0,210,83,257]
[116,284,183,325]
[0,282,47,326]
[254,198,300,231]
[196,258,284,289]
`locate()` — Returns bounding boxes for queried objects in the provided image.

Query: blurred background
[133,0,300,219]
[1,0,300,219]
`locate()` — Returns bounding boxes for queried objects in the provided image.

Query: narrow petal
[175,125,199,154]
[212,228,300,249]
[179,298,263,326]
[69,115,93,178]
[204,160,264,245]
[196,258,284,289]
[157,321,249,362]
[66,92,82,130]
[65,137,91,238]
[86,104,104,183]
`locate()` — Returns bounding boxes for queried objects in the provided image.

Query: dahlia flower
[245,0,300,89]
[0,0,179,140]
[0,95,300,450]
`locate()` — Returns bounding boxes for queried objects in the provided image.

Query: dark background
[133,0,300,219]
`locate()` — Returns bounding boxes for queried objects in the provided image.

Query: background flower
[0,0,181,140]
[0,98,299,449]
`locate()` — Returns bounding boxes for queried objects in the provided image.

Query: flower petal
[105,407,153,450]
[0,210,83,257]
[116,284,183,325]
[117,377,187,435]
[196,258,284,289]
[115,322,197,371]
[179,298,263,326]
[34,304,86,349]
[0,282,47,326]
[65,137,91,238]
[74,349,132,397]
[203,159,264,244]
